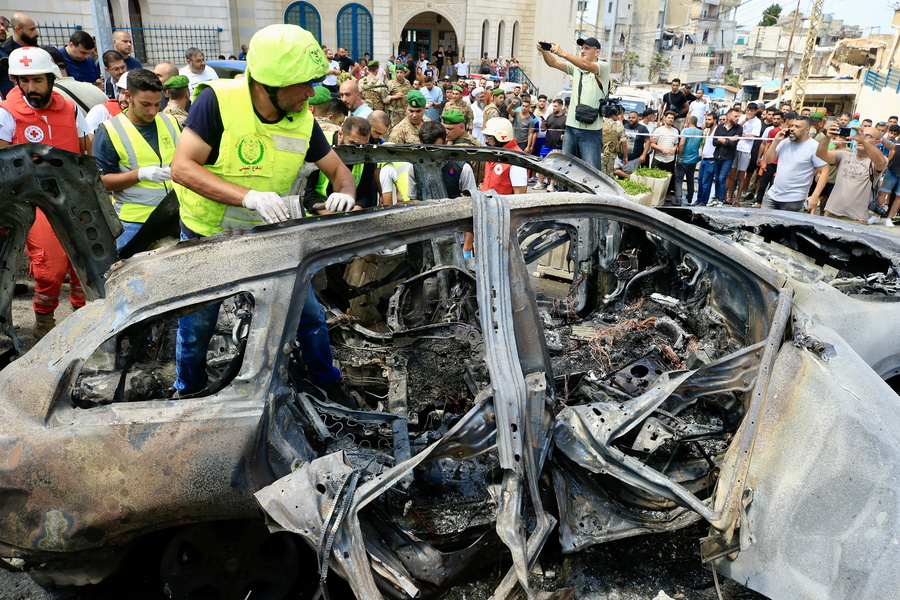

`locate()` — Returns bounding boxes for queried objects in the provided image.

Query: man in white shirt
[454,57,469,78]
[650,110,680,199]
[763,115,828,212]
[323,48,340,94]
[728,102,760,204]
[178,47,218,96]
[688,89,709,127]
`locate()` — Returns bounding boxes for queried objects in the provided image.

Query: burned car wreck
[1,143,900,600]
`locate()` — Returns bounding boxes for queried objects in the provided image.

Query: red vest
[0,87,80,152]
[481,139,521,194]
[105,98,123,118]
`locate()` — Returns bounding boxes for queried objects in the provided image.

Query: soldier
[386,90,425,144]
[359,60,389,112]
[483,89,504,122]
[386,64,412,128]
[308,85,340,135]
[441,109,480,147]
[441,84,474,132]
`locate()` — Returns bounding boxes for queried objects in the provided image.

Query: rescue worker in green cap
[161,74,190,125]
[170,24,357,402]
[387,89,426,144]
[308,85,340,134]
[441,83,473,131]
[386,63,412,127]
[359,60,388,112]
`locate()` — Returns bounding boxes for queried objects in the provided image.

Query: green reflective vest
[176,78,314,235]
[103,111,180,223]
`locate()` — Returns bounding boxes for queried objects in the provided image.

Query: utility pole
[776,0,802,104]
[622,24,632,83]
[89,0,114,61]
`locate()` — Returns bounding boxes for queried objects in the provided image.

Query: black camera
[538,41,552,50]
[599,97,622,118]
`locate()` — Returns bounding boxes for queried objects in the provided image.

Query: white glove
[242,190,290,223]
[324,193,356,212]
[138,166,171,182]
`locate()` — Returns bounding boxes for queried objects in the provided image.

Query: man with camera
[537,36,610,170]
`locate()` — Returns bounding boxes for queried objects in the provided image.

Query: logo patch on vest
[237,136,265,165]
[24,125,44,143]
[493,164,503,175]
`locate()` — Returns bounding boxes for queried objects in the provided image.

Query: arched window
[481,20,490,58]
[497,21,505,58]
[337,4,372,62]
[285,2,322,42]
[511,21,519,58]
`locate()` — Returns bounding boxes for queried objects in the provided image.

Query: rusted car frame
[1,144,899,600]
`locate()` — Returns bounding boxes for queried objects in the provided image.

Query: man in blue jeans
[536,36,610,170]
[170,24,357,401]
[696,112,718,205]
[674,115,702,205]
[711,107,742,205]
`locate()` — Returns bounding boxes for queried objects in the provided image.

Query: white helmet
[482,117,514,143]
[8,47,62,78]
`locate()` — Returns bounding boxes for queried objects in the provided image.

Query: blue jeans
[714,158,734,202]
[174,234,340,394]
[697,158,716,205]
[562,125,602,170]
[674,161,697,204]
[116,220,143,252]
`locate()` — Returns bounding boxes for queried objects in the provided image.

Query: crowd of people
[3,12,899,357]
[606,77,900,226]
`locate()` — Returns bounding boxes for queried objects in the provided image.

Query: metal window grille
[38,23,84,50]
[337,4,372,62]
[38,23,222,66]
[285,2,322,43]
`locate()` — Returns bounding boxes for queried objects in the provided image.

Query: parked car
[1,142,899,600]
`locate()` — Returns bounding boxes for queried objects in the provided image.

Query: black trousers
[756,163,777,204]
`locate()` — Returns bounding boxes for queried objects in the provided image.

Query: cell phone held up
[539,41,552,51]
[837,126,853,138]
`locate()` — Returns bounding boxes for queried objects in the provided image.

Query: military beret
[441,110,464,124]
[368,60,379,68]
[452,85,463,92]
[395,63,408,71]
[810,112,824,119]
[407,90,427,108]
[493,89,506,97]
[163,75,190,89]
[309,86,333,105]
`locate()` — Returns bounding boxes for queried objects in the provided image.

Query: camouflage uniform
[451,132,484,185]
[162,104,189,125]
[442,99,474,131]
[316,115,340,135]
[386,117,421,144]
[483,103,501,123]
[386,78,412,127]
[359,74,389,112]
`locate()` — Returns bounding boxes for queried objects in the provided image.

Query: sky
[733,0,895,35]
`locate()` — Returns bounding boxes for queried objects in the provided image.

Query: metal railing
[38,23,84,49]
[474,66,539,97]
[35,22,223,67]
[864,68,900,93]
[130,25,224,66]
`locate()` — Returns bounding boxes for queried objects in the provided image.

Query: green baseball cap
[441,110,464,124]
[407,90,427,108]
[309,86,333,105]
[163,75,190,89]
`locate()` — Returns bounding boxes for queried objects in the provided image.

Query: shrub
[632,167,671,179]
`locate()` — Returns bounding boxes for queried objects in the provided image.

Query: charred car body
[0,143,899,599]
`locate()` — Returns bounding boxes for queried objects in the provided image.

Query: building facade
[24,0,578,97]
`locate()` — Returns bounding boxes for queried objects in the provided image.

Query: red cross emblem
[18,55,32,67]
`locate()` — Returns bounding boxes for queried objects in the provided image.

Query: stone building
[25,0,578,95]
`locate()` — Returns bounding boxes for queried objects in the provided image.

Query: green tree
[648,52,670,83]
[622,51,643,85]
[759,3,782,26]
[724,68,740,87]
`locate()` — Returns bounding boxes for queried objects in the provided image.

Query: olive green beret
[407,90,427,108]
[452,85,463,92]
[441,110,464,124]
[163,75,190,89]
[309,86,333,105]
[368,60,379,68]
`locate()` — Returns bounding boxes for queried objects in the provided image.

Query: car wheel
[160,520,299,600]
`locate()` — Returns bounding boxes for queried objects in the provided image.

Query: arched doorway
[399,11,458,69]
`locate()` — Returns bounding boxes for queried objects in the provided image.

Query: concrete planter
[630,174,671,207]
